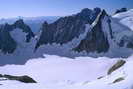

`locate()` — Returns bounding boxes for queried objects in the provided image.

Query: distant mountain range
[0,16,60,33]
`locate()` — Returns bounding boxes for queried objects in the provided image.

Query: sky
[0,0,133,18]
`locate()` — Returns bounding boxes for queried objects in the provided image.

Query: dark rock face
[107,19,113,39]
[74,10,110,53]
[35,8,101,50]
[0,74,36,83]
[0,27,17,54]
[0,19,34,54]
[114,8,127,14]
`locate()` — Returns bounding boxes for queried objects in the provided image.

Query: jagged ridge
[35,8,101,50]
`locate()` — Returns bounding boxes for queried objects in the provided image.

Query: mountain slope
[0,55,133,89]
[35,9,133,57]
[0,8,133,65]
[73,9,133,57]
[113,9,133,31]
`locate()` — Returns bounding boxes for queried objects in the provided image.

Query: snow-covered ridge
[113,9,133,31]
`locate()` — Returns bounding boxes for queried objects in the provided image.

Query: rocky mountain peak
[0,19,34,54]
[35,8,102,51]
[74,9,110,53]
[80,8,92,15]
[101,9,108,16]
[14,19,24,25]
[92,9,108,27]
[77,8,102,24]
[93,7,101,14]
[97,9,107,20]
[42,21,48,27]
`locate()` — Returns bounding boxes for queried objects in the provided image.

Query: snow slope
[0,55,117,88]
[0,55,133,89]
[113,9,133,31]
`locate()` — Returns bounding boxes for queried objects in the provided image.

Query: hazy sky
[0,0,133,18]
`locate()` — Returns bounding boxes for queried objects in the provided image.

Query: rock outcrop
[108,60,126,75]
[0,74,37,83]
